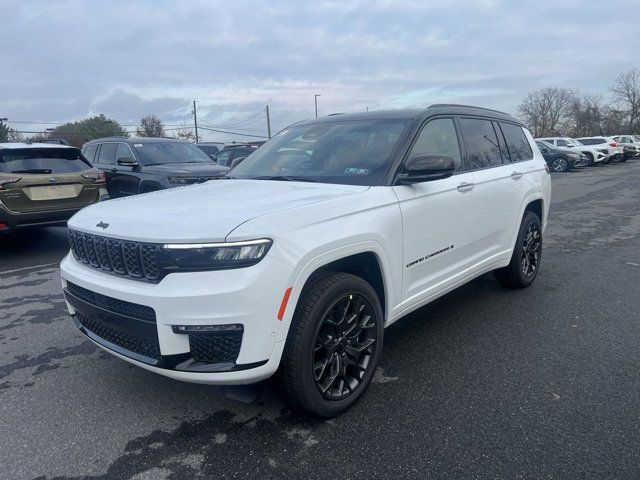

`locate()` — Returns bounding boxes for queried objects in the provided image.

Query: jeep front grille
[68,229,160,282]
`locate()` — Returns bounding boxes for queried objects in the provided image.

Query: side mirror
[395,154,455,185]
[209,154,217,161]
[541,147,549,154]
[117,156,139,167]
[229,157,246,170]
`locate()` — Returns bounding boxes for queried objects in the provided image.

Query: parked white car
[612,135,640,158]
[60,105,551,416]
[536,137,609,165]
[575,137,625,162]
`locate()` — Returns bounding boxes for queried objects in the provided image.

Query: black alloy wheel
[312,293,378,400]
[521,222,541,278]
[495,211,543,288]
[278,272,384,417]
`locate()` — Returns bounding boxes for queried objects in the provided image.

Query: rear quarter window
[500,123,533,162]
[0,148,91,173]
[82,144,98,163]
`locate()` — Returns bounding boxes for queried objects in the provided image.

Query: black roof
[295,104,521,127]
[83,136,192,146]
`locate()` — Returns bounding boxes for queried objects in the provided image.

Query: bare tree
[173,120,195,142]
[563,92,605,137]
[600,107,627,136]
[517,87,575,137]
[136,115,166,137]
[611,68,640,133]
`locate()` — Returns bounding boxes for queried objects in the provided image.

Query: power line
[197,126,268,139]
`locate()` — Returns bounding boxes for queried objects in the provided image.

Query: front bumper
[60,252,294,384]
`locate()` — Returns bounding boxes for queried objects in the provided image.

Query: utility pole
[314,94,321,118]
[192,100,199,143]
[265,105,272,139]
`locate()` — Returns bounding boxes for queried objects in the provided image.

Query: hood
[144,162,228,175]
[68,179,369,243]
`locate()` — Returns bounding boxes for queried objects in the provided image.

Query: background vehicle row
[81,137,228,198]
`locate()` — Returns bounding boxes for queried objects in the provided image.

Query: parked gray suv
[82,137,229,198]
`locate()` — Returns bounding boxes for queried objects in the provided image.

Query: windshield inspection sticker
[406,244,455,268]
[344,168,371,175]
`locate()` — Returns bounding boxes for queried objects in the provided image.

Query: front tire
[584,152,595,166]
[550,156,570,172]
[495,212,542,289]
[278,273,384,417]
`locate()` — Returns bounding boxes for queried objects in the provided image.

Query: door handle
[511,171,523,180]
[457,182,475,192]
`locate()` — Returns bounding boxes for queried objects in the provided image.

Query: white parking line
[0,262,59,276]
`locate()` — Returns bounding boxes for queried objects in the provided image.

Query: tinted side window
[500,123,533,162]
[215,150,232,166]
[408,118,462,172]
[83,144,98,163]
[116,143,133,161]
[97,143,117,165]
[556,139,569,147]
[459,118,502,170]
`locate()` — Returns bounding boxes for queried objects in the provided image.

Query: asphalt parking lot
[1,161,640,480]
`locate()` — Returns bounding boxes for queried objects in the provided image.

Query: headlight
[162,239,272,269]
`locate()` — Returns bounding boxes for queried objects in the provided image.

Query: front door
[393,117,481,306]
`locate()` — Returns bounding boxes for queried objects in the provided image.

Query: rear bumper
[0,190,108,231]
[0,203,83,231]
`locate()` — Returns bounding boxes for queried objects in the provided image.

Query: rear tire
[495,212,542,289]
[278,273,384,417]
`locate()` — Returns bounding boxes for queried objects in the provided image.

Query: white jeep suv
[60,105,551,416]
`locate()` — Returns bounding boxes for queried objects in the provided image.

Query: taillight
[0,177,21,190]
[82,171,106,184]
[609,142,617,147]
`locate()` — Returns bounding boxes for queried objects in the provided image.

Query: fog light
[172,324,243,334]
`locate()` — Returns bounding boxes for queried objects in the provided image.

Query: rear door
[0,147,100,212]
[456,117,529,260]
[393,117,480,305]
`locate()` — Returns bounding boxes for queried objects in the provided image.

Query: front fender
[276,240,396,343]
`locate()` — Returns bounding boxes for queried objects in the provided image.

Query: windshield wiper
[250,175,316,182]
[11,169,53,174]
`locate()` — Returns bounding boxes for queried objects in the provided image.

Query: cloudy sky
[1,0,638,142]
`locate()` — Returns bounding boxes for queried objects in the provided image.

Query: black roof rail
[427,103,510,116]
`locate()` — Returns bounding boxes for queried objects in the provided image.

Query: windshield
[0,148,91,173]
[132,142,214,165]
[230,119,410,185]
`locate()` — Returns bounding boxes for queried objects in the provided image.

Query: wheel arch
[525,198,543,221]
[276,243,393,343]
